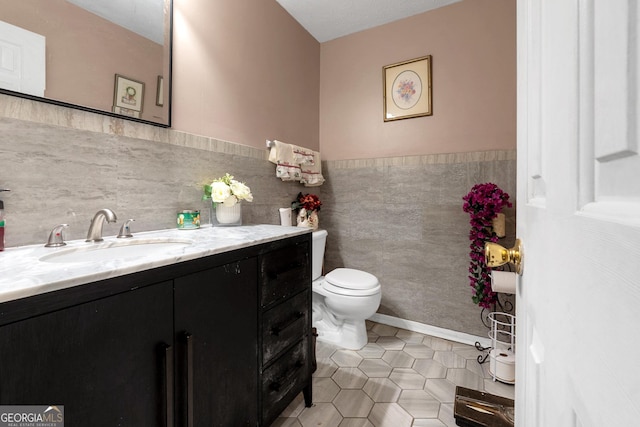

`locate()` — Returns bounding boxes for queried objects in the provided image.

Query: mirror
[0,0,172,127]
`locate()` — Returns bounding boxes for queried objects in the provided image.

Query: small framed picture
[113,74,144,112]
[383,55,432,121]
[156,75,164,107]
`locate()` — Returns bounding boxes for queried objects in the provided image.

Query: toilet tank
[311,230,328,280]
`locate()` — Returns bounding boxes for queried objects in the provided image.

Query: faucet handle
[117,219,135,238]
[45,224,69,247]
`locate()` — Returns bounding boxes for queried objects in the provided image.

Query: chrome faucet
[45,224,69,247]
[86,208,117,242]
[117,218,135,238]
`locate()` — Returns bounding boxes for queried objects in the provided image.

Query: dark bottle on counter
[0,199,5,251]
[0,189,9,251]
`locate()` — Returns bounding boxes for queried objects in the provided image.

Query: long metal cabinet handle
[185,333,194,427]
[271,311,305,336]
[164,344,174,427]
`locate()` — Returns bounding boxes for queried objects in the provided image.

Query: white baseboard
[369,313,492,348]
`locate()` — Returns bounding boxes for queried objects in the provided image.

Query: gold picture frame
[383,55,432,121]
[113,74,144,113]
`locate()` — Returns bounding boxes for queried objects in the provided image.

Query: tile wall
[0,94,515,337]
[0,95,308,247]
[320,152,517,337]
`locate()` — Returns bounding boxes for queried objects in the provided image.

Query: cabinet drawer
[259,242,309,308]
[262,290,309,365]
[262,337,309,424]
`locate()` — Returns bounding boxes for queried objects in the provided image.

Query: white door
[516,1,640,426]
[0,20,45,97]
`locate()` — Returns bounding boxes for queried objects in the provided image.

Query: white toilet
[311,229,382,350]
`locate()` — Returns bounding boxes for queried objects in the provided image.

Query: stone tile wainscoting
[320,151,517,338]
[0,95,309,247]
[1,94,515,339]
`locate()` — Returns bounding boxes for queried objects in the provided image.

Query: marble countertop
[0,224,311,304]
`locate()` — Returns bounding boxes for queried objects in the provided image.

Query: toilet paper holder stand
[475,312,516,384]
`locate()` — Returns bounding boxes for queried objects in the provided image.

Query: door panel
[0,20,45,96]
[587,0,640,208]
[517,0,640,426]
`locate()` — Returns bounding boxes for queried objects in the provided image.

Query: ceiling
[65,0,462,46]
[66,0,164,44]
[275,0,463,43]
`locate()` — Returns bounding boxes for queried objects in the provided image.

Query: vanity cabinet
[0,281,174,426]
[259,241,313,425]
[174,258,258,426]
[0,233,312,427]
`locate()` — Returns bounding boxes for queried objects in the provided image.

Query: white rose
[210,181,231,203]
[230,180,253,202]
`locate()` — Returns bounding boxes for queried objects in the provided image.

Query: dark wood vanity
[0,233,312,426]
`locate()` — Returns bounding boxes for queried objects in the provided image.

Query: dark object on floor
[454,386,515,427]
[311,327,318,373]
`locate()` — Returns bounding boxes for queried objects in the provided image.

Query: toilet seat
[323,268,380,297]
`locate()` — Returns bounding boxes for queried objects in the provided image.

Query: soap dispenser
[0,189,9,251]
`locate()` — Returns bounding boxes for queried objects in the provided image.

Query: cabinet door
[0,281,174,427]
[174,258,258,427]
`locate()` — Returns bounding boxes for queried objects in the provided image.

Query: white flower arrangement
[203,173,253,207]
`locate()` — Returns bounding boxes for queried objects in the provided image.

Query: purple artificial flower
[462,183,512,307]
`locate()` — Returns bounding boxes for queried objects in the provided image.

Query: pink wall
[1,0,165,123]
[319,0,516,160]
[172,0,320,151]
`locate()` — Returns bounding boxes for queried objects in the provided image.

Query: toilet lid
[325,268,379,291]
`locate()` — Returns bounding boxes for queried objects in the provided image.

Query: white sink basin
[39,238,194,263]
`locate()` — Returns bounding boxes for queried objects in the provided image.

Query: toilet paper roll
[489,349,515,383]
[491,270,517,294]
[279,208,292,226]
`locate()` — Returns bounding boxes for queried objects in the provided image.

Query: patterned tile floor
[273,321,514,427]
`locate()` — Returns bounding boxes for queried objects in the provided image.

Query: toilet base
[313,317,368,350]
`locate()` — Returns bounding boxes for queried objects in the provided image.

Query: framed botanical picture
[113,74,144,113]
[383,55,432,121]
